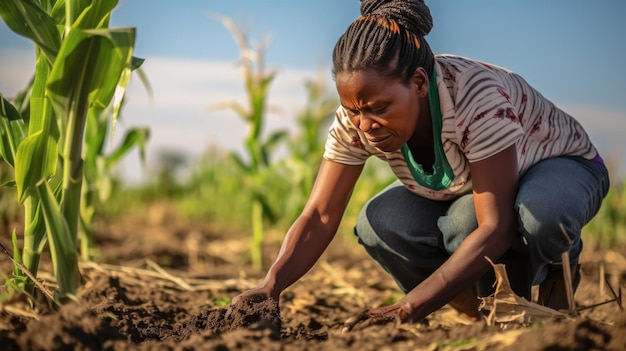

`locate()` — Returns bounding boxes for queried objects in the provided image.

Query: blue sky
[1,0,625,181]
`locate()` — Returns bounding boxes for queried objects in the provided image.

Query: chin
[376,144,400,153]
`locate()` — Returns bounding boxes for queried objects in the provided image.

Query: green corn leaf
[245,137,261,171]
[130,62,153,102]
[212,100,248,120]
[131,56,145,71]
[29,51,54,134]
[228,152,250,173]
[46,27,136,121]
[11,77,34,119]
[83,107,108,173]
[0,0,61,63]
[0,180,17,188]
[94,157,112,203]
[14,131,58,202]
[104,127,150,169]
[11,230,23,277]
[109,56,136,140]
[251,188,277,223]
[259,130,288,168]
[67,0,117,30]
[0,95,27,168]
[35,179,78,301]
[49,0,66,24]
[28,197,49,254]
[26,49,59,156]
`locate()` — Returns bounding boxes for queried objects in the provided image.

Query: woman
[233,0,610,331]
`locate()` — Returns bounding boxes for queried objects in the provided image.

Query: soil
[1,203,625,350]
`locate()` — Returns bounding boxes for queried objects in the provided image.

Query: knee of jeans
[517,204,580,260]
[354,205,382,248]
[437,195,477,254]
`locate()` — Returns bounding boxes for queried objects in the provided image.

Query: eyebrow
[340,104,358,112]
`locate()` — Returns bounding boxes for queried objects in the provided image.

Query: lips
[366,135,391,148]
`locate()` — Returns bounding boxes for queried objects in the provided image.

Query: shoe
[538,264,580,311]
[448,284,481,321]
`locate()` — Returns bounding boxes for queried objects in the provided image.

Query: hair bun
[360,0,433,37]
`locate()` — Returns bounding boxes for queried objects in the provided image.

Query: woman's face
[336,68,429,152]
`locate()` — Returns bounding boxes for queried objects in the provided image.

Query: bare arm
[239,159,364,301]
[344,144,519,329]
[403,144,519,317]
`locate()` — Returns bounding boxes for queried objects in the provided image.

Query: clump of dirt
[174,297,281,341]
[222,297,281,333]
[501,312,626,351]
[9,303,127,351]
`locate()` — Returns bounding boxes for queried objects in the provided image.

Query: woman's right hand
[231,284,279,306]
[225,284,282,330]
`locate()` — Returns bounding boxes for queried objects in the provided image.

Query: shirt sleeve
[323,107,371,165]
[454,65,524,162]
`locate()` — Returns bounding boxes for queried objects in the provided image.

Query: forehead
[336,70,402,100]
[336,70,389,87]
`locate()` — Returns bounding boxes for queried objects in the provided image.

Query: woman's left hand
[341,301,415,332]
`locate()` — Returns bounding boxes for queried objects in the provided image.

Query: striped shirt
[323,54,599,200]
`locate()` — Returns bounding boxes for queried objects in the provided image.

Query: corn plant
[584,176,626,249]
[209,15,288,269]
[0,0,140,303]
[277,75,338,222]
[80,99,150,261]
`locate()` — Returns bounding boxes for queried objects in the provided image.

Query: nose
[358,112,378,133]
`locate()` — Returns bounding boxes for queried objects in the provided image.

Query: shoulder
[435,54,513,73]
[323,106,377,165]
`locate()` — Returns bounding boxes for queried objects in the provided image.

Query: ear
[411,67,429,98]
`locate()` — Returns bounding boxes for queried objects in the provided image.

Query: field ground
[1,203,625,350]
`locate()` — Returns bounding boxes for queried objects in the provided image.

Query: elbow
[481,215,518,258]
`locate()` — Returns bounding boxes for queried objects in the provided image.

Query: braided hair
[332,0,434,84]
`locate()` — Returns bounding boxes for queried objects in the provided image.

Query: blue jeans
[354,156,610,298]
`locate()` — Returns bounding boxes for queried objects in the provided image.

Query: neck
[406,95,434,172]
[412,96,432,140]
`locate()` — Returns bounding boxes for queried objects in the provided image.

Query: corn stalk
[209,14,288,269]
[0,0,140,303]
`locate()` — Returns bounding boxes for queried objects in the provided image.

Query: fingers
[225,292,269,320]
[341,310,399,333]
[247,293,268,304]
[232,290,269,306]
[341,312,370,333]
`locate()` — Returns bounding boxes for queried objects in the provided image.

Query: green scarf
[401,70,454,190]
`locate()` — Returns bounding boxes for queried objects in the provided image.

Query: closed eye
[345,108,360,116]
[371,107,387,115]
